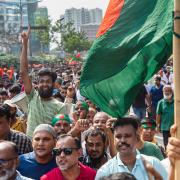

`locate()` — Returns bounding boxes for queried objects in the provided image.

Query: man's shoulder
[16,170,33,180]
[80,162,96,174]
[41,167,60,179]
[19,152,34,161]
[9,130,30,140]
[98,155,118,170]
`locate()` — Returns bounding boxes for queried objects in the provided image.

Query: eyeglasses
[0,157,17,166]
[53,147,79,156]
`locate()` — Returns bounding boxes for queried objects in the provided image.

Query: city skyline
[39,0,109,22]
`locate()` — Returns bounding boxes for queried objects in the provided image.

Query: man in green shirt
[156,85,174,149]
[20,27,66,138]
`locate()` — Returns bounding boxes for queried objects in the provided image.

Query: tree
[35,17,51,53]
[51,20,92,53]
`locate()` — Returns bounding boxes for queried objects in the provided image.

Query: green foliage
[0,52,19,67]
[35,17,51,52]
[51,20,92,53]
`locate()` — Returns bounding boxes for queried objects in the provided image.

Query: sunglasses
[53,147,79,156]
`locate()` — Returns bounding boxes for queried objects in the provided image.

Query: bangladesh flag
[80,0,173,117]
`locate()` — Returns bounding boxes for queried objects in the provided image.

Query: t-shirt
[40,162,96,180]
[132,85,147,108]
[18,151,57,180]
[139,141,164,160]
[156,98,174,131]
[26,89,67,138]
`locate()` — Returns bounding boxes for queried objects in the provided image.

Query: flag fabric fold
[80,0,173,117]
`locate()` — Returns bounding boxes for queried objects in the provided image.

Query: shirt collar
[117,150,141,166]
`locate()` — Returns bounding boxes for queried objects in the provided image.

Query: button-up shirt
[95,150,167,180]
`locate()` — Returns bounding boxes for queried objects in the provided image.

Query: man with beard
[41,134,96,180]
[0,141,32,180]
[17,124,57,180]
[20,27,66,138]
[156,85,174,149]
[52,114,72,136]
[95,117,167,180]
[81,129,109,170]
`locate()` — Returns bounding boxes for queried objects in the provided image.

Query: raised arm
[20,27,32,95]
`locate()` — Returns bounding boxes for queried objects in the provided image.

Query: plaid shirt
[6,130,33,155]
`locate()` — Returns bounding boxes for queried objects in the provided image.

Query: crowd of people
[0,27,179,180]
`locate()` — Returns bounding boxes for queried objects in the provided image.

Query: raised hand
[21,26,31,45]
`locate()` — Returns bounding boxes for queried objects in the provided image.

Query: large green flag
[80,0,173,117]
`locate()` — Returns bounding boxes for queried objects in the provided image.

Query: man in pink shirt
[41,134,96,180]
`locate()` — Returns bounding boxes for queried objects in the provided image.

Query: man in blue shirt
[17,124,57,180]
[95,117,167,180]
[150,75,164,118]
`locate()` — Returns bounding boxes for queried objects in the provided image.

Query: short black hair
[0,105,11,120]
[57,134,81,149]
[99,172,137,180]
[9,84,21,94]
[38,68,57,83]
[113,116,140,131]
[85,129,107,144]
[154,75,161,81]
[0,90,8,96]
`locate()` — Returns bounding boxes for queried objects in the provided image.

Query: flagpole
[173,0,180,179]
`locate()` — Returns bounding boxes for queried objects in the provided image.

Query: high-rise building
[32,6,49,54]
[80,23,99,41]
[62,7,103,32]
[0,0,29,53]
[89,8,102,24]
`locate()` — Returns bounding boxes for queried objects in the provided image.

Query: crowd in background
[0,30,179,180]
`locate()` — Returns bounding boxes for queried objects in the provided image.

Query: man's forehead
[56,137,75,147]
[87,135,103,143]
[114,125,136,133]
[55,120,70,125]
[38,75,52,81]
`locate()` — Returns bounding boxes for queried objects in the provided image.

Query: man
[9,84,21,99]
[20,27,66,138]
[0,105,32,155]
[136,118,164,160]
[95,117,167,180]
[0,141,32,180]
[0,90,8,105]
[86,107,97,125]
[73,101,89,121]
[3,100,26,133]
[132,85,151,120]
[141,117,166,157]
[17,124,57,180]
[150,75,164,118]
[81,129,109,170]
[41,134,96,180]
[52,114,72,136]
[156,85,174,149]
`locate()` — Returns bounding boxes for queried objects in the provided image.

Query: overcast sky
[39,0,110,22]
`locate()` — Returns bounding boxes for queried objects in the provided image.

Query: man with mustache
[20,27,66,138]
[95,117,167,180]
[0,141,32,180]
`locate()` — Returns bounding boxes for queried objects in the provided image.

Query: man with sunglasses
[17,124,57,180]
[41,134,96,180]
[0,141,32,180]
